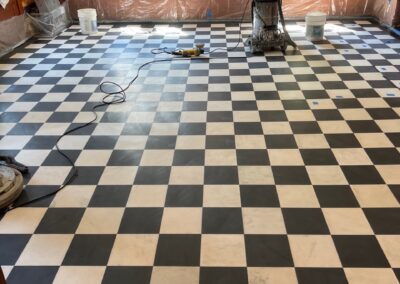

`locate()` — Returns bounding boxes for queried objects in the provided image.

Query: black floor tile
[296,268,347,284]
[272,166,311,185]
[35,208,85,234]
[6,266,58,284]
[200,267,248,284]
[363,208,400,234]
[102,267,152,284]
[63,234,115,265]
[341,166,385,184]
[119,208,163,233]
[165,185,203,207]
[202,208,243,234]
[154,234,201,266]
[0,234,30,265]
[314,185,359,207]
[245,235,293,267]
[240,185,280,207]
[333,235,390,267]
[88,185,131,207]
[282,208,329,234]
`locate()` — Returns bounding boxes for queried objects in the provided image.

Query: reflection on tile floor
[1,21,400,284]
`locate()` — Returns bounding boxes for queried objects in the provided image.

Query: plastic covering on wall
[27,0,71,37]
[67,0,397,26]
[0,14,33,57]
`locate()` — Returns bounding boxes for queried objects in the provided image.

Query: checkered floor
[1,20,400,284]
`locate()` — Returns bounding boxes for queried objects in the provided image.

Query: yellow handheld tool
[172,44,205,57]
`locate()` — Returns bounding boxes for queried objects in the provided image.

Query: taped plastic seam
[67,0,397,25]
[0,14,33,57]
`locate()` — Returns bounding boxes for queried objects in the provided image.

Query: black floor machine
[247,0,297,53]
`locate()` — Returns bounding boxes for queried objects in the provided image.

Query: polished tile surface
[1,21,400,283]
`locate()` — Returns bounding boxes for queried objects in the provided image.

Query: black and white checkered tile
[0,20,400,284]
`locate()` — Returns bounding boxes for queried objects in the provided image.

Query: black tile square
[207,111,233,122]
[108,150,143,166]
[119,208,163,233]
[35,208,85,234]
[145,136,176,149]
[165,185,203,207]
[206,135,235,149]
[102,267,152,284]
[325,134,361,148]
[282,208,329,234]
[314,185,359,207]
[347,120,382,133]
[282,100,310,110]
[365,148,400,165]
[183,101,207,111]
[259,110,288,122]
[154,234,201,266]
[42,150,80,166]
[245,235,293,267]
[200,267,248,284]
[85,136,119,149]
[386,133,400,147]
[333,235,390,267]
[234,122,263,135]
[296,268,348,284]
[88,185,131,207]
[364,208,400,234]
[172,150,205,165]
[204,166,239,184]
[240,185,280,207]
[31,102,61,112]
[70,166,103,185]
[6,266,58,284]
[341,165,384,184]
[100,112,130,123]
[366,108,399,120]
[0,234,30,265]
[63,234,115,265]
[290,122,321,134]
[13,185,56,208]
[236,149,269,165]
[390,185,400,203]
[8,123,41,135]
[232,101,258,111]
[272,166,311,185]
[312,109,343,121]
[300,149,338,165]
[178,123,206,135]
[333,98,363,109]
[265,135,298,149]
[122,123,151,135]
[202,208,243,234]
[47,112,78,123]
[134,166,171,184]
[154,112,181,123]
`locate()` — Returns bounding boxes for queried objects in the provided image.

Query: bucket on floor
[78,8,97,34]
[305,11,327,41]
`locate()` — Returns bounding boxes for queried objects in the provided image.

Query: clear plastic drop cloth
[0,14,33,57]
[66,0,397,26]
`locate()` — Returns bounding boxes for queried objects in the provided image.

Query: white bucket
[78,8,97,34]
[305,11,327,41]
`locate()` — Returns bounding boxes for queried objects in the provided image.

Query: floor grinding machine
[0,157,27,211]
[248,0,297,53]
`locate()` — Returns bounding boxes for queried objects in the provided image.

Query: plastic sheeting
[67,0,397,25]
[0,13,32,57]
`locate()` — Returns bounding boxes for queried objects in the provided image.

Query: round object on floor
[0,166,24,209]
